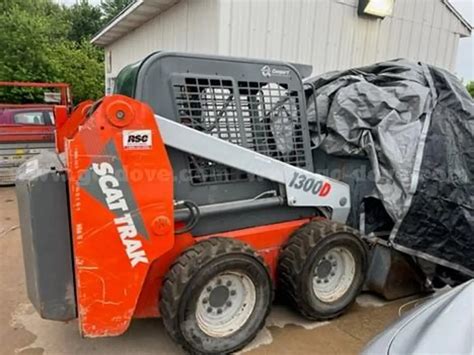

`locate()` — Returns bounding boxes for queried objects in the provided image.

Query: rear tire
[160,237,272,354]
[278,219,368,320]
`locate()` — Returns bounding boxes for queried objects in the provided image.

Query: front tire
[160,237,272,354]
[278,219,368,320]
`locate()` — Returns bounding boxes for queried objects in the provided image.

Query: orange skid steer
[16,52,369,354]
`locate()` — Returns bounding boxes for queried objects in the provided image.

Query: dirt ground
[0,186,417,355]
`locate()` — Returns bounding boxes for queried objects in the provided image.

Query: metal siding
[311,0,331,73]
[187,0,219,53]
[391,0,405,19]
[338,4,357,69]
[398,17,413,59]
[395,0,411,59]
[445,15,459,69]
[428,26,442,64]
[409,22,424,62]
[388,18,403,60]
[362,18,380,65]
[220,0,466,73]
[417,24,431,62]
[351,18,365,66]
[228,0,249,56]
[325,0,344,71]
[297,0,318,64]
[449,33,460,71]
[248,0,269,58]
[106,0,219,80]
[444,32,455,70]
[401,0,415,21]
[217,0,232,54]
[413,0,425,24]
[423,0,436,25]
[106,0,467,88]
[375,14,392,62]
[437,10,450,68]
[430,0,445,66]
[265,0,286,59]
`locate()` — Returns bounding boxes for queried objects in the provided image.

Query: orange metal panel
[56,100,93,152]
[134,219,310,318]
[66,95,174,337]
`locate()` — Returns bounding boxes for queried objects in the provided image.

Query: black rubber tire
[278,219,368,320]
[160,237,273,354]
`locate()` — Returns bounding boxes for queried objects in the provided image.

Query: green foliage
[0,0,66,102]
[49,41,104,103]
[64,0,104,43]
[0,0,105,104]
[101,0,133,24]
[0,0,64,18]
[466,81,474,98]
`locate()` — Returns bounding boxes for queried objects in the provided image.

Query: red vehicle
[0,82,70,185]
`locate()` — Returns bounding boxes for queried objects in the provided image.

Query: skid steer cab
[16,52,368,354]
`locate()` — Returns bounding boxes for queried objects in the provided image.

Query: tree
[0,0,64,17]
[101,0,133,24]
[466,81,474,98]
[49,41,104,103]
[0,0,104,104]
[64,0,104,43]
[0,1,68,102]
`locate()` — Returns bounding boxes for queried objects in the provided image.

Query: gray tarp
[305,60,474,276]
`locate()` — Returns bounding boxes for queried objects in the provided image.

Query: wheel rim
[312,247,356,303]
[195,271,257,338]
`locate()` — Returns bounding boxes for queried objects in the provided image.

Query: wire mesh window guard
[172,76,307,185]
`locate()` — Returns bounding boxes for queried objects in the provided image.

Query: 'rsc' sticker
[123,130,152,150]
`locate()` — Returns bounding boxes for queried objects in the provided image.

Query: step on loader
[16,52,372,354]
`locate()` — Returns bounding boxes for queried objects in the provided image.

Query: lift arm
[155,114,350,223]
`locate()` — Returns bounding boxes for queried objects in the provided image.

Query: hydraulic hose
[174,200,201,234]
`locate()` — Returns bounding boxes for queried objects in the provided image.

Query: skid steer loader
[16,52,370,354]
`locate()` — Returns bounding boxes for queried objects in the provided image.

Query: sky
[58,0,473,80]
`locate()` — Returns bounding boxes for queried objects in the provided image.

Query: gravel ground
[0,186,416,355]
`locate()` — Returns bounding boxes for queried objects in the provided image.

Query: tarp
[305,60,474,277]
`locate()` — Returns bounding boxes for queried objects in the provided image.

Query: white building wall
[105,0,469,91]
[106,0,220,85]
[218,0,468,75]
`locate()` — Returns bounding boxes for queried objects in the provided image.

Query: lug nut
[324,279,329,283]
[216,279,222,285]
[226,280,232,287]
[226,301,232,307]
[203,298,208,304]
[230,290,237,296]
[207,307,212,313]
[330,273,335,277]
[206,286,212,292]
[217,308,223,314]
